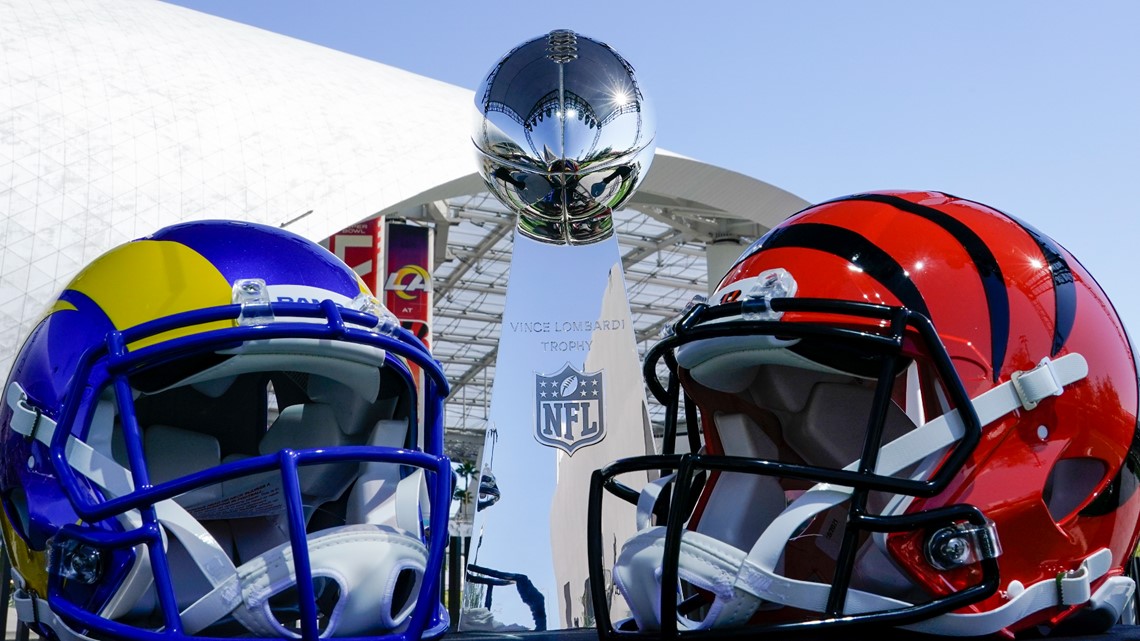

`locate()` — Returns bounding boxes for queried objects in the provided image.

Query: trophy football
[461,30,657,631]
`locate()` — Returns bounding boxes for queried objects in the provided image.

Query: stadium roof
[0,0,809,460]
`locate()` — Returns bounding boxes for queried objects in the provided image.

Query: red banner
[383,222,432,349]
[327,218,383,295]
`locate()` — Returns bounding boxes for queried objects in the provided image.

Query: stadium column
[706,238,745,299]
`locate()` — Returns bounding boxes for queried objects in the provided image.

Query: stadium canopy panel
[0,0,808,461]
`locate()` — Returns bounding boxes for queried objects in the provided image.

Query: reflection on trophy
[472,29,656,245]
[462,29,658,631]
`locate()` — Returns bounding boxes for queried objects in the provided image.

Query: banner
[327,218,383,295]
[383,222,432,348]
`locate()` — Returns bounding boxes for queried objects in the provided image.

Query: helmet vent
[1043,457,1106,522]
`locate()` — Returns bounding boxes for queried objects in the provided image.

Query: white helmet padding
[178,338,386,403]
[687,357,924,478]
[348,419,426,530]
[692,414,786,553]
[144,424,224,507]
[781,380,918,471]
[676,335,851,394]
[259,403,355,503]
[226,524,428,638]
[614,525,761,631]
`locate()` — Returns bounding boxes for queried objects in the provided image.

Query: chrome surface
[472,30,656,245]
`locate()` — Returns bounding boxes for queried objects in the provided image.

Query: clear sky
[163,0,1140,341]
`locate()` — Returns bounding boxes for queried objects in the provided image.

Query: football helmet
[0,221,452,640]
[588,191,1140,638]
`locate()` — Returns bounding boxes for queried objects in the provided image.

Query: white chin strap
[185,524,429,638]
[6,382,438,640]
[615,353,1135,636]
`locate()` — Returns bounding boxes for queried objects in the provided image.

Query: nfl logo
[534,363,606,455]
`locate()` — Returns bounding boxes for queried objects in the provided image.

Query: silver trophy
[462,30,658,631]
[472,29,655,245]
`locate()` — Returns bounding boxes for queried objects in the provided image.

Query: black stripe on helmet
[760,222,932,321]
[947,197,1076,357]
[833,193,1010,381]
[1014,226,1075,356]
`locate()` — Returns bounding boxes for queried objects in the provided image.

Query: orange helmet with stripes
[589,191,1140,638]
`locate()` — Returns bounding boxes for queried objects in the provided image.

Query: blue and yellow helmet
[0,220,451,641]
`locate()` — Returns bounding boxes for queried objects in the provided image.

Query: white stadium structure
[0,0,809,460]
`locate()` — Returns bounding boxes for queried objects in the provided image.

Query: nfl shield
[534,363,606,455]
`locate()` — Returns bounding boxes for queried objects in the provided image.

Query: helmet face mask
[588,191,1140,639]
[0,221,452,640]
[590,299,999,635]
[668,300,972,490]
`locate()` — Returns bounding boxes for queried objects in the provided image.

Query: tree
[454,460,478,517]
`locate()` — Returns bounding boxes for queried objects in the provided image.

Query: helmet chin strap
[13,524,431,641]
[614,353,1129,636]
[183,524,429,638]
[5,382,435,639]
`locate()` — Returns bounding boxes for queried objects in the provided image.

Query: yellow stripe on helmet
[67,240,234,349]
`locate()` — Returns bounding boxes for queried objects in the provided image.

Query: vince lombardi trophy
[461,30,657,631]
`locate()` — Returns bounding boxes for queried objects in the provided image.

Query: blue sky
[164,1,1140,340]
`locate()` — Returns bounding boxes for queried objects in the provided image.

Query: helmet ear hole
[267,576,341,634]
[1043,457,1107,522]
[5,488,31,540]
[390,567,421,621]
